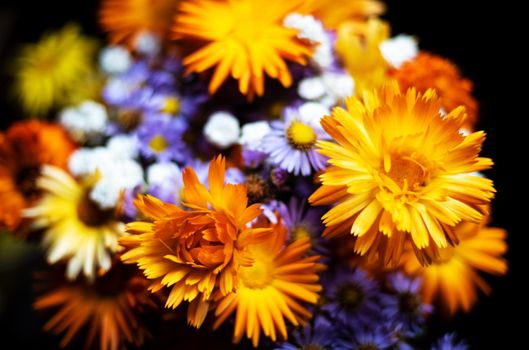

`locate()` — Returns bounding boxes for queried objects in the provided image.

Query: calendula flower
[402,218,507,314]
[309,0,385,29]
[99,0,178,46]
[335,18,390,96]
[309,82,495,266]
[34,264,153,350]
[120,156,271,328]
[13,24,97,115]
[0,121,76,231]
[213,221,323,347]
[173,0,313,98]
[24,166,125,281]
[391,52,479,130]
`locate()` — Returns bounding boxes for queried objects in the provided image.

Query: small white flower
[134,31,161,55]
[59,101,108,142]
[379,34,418,68]
[298,76,326,100]
[322,71,355,102]
[107,134,139,159]
[239,121,272,151]
[147,162,181,186]
[99,45,132,75]
[203,111,241,149]
[298,102,330,124]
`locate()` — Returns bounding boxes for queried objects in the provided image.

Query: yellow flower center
[240,256,273,289]
[384,154,429,191]
[292,225,311,241]
[149,135,168,153]
[286,121,317,150]
[161,97,181,115]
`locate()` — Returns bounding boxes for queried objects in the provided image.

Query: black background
[0,0,525,348]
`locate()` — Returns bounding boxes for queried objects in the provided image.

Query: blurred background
[0,0,524,348]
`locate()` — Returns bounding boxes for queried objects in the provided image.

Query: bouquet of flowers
[1,0,507,349]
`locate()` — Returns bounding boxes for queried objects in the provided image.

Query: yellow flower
[403,218,507,314]
[310,0,385,29]
[120,156,271,328]
[13,24,97,116]
[213,221,323,347]
[173,0,313,98]
[335,18,390,96]
[309,82,495,267]
[24,166,125,281]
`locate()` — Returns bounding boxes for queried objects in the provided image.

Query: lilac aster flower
[381,272,433,337]
[431,333,468,350]
[274,315,336,350]
[136,115,189,162]
[335,325,396,350]
[261,102,329,176]
[322,268,382,326]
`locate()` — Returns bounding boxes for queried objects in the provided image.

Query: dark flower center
[301,344,326,350]
[116,109,143,132]
[245,174,269,204]
[77,192,114,227]
[399,292,421,314]
[356,344,379,350]
[337,282,365,311]
[15,166,40,199]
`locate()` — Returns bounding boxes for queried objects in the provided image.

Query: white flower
[59,101,108,142]
[322,71,355,102]
[147,162,181,186]
[99,45,132,75]
[298,102,330,124]
[379,34,418,68]
[107,134,139,159]
[239,121,271,151]
[134,31,161,55]
[203,111,240,149]
[298,76,326,100]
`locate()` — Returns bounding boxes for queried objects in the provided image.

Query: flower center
[301,344,326,350]
[161,97,181,115]
[16,166,40,199]
[240,257,273,289]
[77,192,114,227]
[149,135,168,153]
[245,174,269,204]
[286,121,317,150]
[383,154,428,191]
[337,282,365,311]
[356,344,379,350]
[398,292,421,314]
[292,225,311,241]
[117,109,143,132]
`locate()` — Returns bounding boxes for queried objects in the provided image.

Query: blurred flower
[335,18,390,96]
[99,45,132,75]
[274,314,336,350]
[59,100,108,143]
[262,102,329,176]
[24,166,125,281]
[310,82,495,267]
[173,0,313,97]
[309,0,385,30]
[146,161,183,204]
[203,111,241,149]
[120,156,271,327]
[34,264,153,350]
[99,0,178,46]
[391,52,478,130]
[13,24,97,115]
[213,221,323,347]
[0,121,76,231]
[431,333,468,350]
[403,218,507,314]
[379,34,418,68]
[136,115,188,162]
[335,325,396,350]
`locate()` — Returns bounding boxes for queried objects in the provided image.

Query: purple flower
[431,333,468,350]
[261,103,329,176]
[136,115,189,162]
[381,273,433,337]
[335,325,396,350]
[274,315,336,350]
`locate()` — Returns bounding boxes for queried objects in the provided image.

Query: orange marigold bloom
[120,156,271,327]
[403,218,507,314]
[173,0,313,98]
[34,264,153,350]
[391,52,479,130]
[99,0,178,46]
[0,121,76,231]
[309,0,385,30]
[213,220,324,347]
[309,82,495,267]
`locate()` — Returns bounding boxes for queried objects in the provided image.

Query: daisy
[135,115,189,162]
[13,24,97,115]
[212,221,323,347]
[120,156,271,327]
[173,0,314,97]
[24,166,125,281]
[0,121,76,231]
[309,82,495,266]
[261,103,329,176]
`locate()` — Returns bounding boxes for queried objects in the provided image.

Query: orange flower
[0,121,76,231]
[391,52,479,130]
[34,264,153,350]
[309,0,385,30]
[403,217,507,314]
[99,0,179,46]
[120,156,271,327]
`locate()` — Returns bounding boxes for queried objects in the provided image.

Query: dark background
[0,0,525,348]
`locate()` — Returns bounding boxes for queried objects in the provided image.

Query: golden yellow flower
[335,18,390,96]
[213,220,323,347]
[403,218,507,314]
[173,0,313,98]
[13,24,97,116]
[309,0,385,29]
[309,82,495,267]
[99,0,179,46]
[120,156,271,327]
[24,166,125,281]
